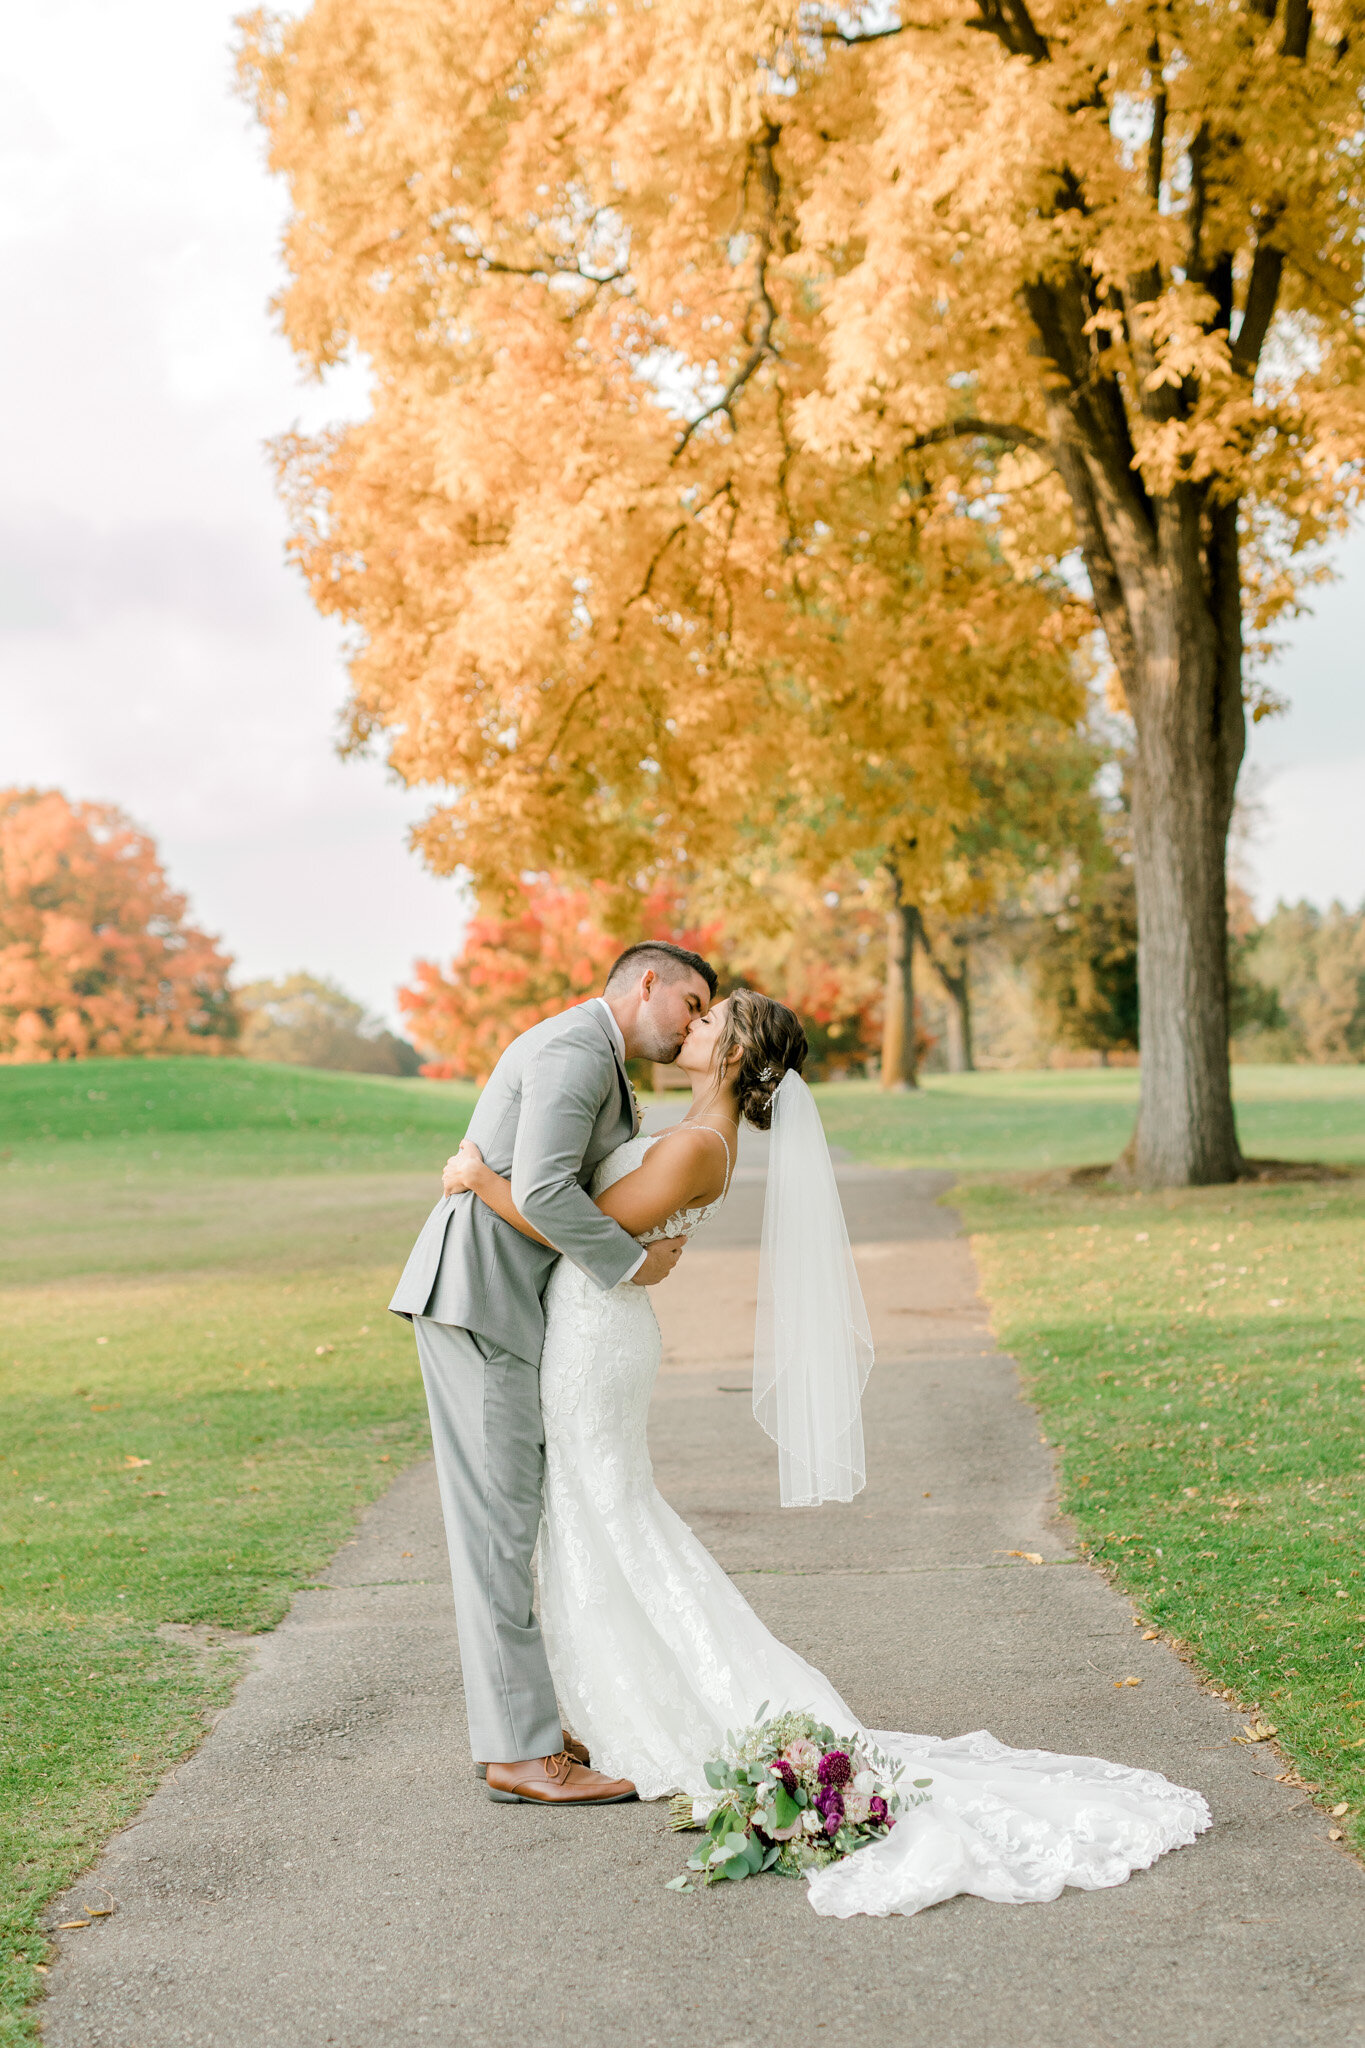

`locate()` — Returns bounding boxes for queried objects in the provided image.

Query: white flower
[853,1771,876,1795]
[802,1811,822,1835]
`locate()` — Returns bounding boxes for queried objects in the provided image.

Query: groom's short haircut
[604,941,718,999]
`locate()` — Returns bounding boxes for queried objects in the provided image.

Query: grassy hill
[0,1055,477,1175]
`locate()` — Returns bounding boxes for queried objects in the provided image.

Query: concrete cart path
[42,1155,1365,2048]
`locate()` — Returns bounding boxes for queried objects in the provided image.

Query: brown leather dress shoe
[474,1731,589,1781]
[485,1751,636,1805]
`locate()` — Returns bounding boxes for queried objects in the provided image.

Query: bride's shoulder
[645,1123,730,1194]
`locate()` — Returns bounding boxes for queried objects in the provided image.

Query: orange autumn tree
[0,788,236,1063]
[402,878,722,1082]
[238,0,1089,1078]
[242,0,1365,1184]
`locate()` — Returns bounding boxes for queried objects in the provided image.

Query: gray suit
[389,1003,641,1761]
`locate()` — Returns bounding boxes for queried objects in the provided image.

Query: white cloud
[0,0,464,1029]
[1245,757,1365,917]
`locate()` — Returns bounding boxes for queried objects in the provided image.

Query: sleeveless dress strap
[649,1119,735,1197]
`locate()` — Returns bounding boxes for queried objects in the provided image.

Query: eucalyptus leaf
[703,1759,728,1791]
[721,1854,751,1882]
[913,1778,933,1788]
[773,1786,801,1830]
[664,1876,691,1891]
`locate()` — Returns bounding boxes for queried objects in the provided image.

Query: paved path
[43,1142,1365,2047]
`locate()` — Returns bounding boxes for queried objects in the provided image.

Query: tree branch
[672,125,782,462]
[903,416,1051,456]
[1146,39,1166,205]
[967,0,1049,62]
[1186,122,1209,280]
[1281,0,1311,59]
[818,20,907,42]
[451,241,626,290]
[1231,231,1284,375]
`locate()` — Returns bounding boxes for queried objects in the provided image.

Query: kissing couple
[391,943,1209,1918]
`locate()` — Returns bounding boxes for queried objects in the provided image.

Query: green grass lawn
[813,1063,1365,1172]
[821,1064,1365,1856]
[3,1054,1362,2036]
[0,1058,475,2043]
[953,1174,1365,1847]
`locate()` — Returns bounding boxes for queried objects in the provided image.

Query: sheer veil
[752,1071,875,1507]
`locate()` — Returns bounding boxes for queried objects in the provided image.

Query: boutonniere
[629,1083,642,1125]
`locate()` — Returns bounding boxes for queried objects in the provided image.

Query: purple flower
[815,1788,845,1835]
[771,1758,798,1797]
[817,1749,852,1789]
[869,1795,889,1826]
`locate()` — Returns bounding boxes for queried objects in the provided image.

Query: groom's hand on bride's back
[630,1239,684,1287]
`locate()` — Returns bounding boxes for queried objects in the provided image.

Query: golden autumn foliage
[241,0,1365,1181]
[0,789,235,1063]
[239,0,1089,941]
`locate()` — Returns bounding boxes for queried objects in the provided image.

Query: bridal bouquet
[667,1710,930,1888]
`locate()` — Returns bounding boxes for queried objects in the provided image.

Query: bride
[441,989,1210,1919]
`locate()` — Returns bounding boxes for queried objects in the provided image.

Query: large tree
[243,0,1363,1180]
[239,0,1088,1083]
[0,788,235,1061]
[784,0,1365,1175]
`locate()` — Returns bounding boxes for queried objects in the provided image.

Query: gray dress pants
[412,1316,562,1763]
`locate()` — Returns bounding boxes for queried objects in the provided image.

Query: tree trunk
[880,889,919,1090]
[1029,328,1249,1183]
[922,922,974,1073]
[941,972,973,1072]
[1125,508,1245,1183]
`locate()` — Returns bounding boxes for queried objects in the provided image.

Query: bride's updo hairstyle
[712,988,808,1131]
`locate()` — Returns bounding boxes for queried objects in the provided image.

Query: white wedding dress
[535,1131,1211,1918]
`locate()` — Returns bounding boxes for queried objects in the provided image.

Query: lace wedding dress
[535,1131,1211,1918]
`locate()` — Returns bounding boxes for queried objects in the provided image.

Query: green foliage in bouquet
[666,1710,931,1890]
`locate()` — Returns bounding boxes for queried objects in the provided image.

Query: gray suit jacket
[388,1003,642,1361]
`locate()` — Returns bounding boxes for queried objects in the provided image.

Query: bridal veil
[752,1070,875,1507]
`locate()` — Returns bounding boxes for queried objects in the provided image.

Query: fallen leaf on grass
[997,1550,1044,1565]
[1332,1802,1350,1817]
[1142,1629,1160,1641]
[1234,1720,1278,1744]
[122,1456,150,1469]
[1330,1829,1345,1841]
[315,1344,335,1356]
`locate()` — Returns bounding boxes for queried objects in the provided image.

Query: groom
[390,940,718,1804]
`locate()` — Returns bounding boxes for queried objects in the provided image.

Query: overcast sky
[2,3,1361,1033]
